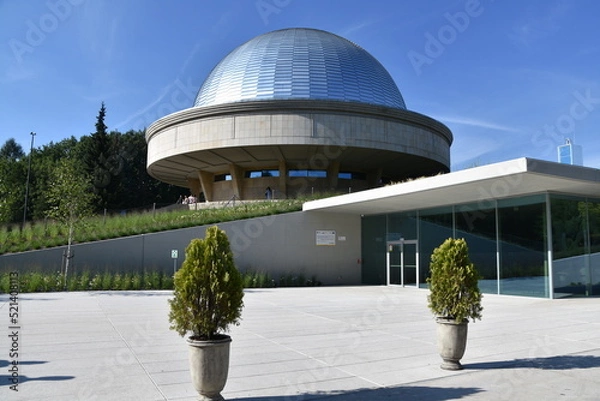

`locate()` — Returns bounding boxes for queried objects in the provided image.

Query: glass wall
[497,196,547,297]
[588,199,600,296]
[551,196,592,297]
[386,212,417,241]
[361,193,600,298]
[419,207,453,288]
[361,215,386,284]
[455,203,498,295]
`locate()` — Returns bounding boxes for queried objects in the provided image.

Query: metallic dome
[194,28,406,109]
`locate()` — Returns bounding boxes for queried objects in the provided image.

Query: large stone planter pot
[187,335,232,401]
[436,318,468,370]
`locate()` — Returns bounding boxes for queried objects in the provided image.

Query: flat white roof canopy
[303,158,600,215]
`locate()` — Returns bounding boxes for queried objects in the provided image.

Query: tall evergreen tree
[83,102,114,210]
[0,138,27,223]
[0,138,25,160]
[0,157,26,224]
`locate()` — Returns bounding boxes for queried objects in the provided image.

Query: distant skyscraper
[558,138,583,166]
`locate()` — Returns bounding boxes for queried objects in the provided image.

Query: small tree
[427,238,483,322]
[169,226,244,340]
[46,158,97,289]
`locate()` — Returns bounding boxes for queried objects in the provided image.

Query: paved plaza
[1,286,599,400]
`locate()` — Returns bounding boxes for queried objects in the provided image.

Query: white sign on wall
[316,230,336,246]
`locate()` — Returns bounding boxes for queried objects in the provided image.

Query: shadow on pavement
[465,354,600,370]
[233,385,484,400]
[0,374,75,386]
[1,358,74,387]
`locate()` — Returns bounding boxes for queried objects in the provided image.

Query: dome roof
[194,28,406,109]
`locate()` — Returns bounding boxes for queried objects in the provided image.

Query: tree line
[0,103,183,225]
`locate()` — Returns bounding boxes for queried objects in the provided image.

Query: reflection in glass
[419,207,453,289]
[498,196,547,297]
[361,215,387,284]
[589,200,600,295]
[552,196,590,297]
[455,203,497,295]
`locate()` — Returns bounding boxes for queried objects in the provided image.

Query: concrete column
[367,168,383,188]
[229,163,244,199]
[198,171,215,202]
[278,160,288,199]
[327,161,340,191]
[187,178,202,197]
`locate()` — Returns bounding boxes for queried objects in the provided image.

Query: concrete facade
[146,100,453,201]
[0,211,362,285]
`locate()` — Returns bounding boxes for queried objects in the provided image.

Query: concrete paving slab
[1,286,599,400]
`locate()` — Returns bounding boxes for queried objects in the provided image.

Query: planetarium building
[146,28,453,201]
[140,27,600,299]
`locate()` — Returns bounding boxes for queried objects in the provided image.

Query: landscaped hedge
[0,270,320,294]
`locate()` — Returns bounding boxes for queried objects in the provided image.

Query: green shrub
[0,273,10,293]
[101,272,112,290]
[90,274,103,291]
[131,273,142,290]
[161,274,174,290]
[149,272,161,289]
[427,238,483,322]
[79,272,91,291]
[120,273,132,290]
[0,269,315,293]
[25,272,45,292]
[67,273,79,291]
[112,273,122,290]
[169,226,244,339]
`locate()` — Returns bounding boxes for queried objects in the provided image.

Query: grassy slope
[0,199,306,255]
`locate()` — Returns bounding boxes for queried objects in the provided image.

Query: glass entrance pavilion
[305,158,600,298]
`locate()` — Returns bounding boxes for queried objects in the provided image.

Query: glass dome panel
[194,28,406,109]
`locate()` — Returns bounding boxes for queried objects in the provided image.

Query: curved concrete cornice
[146,100,453,145]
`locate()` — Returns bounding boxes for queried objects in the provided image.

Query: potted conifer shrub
[169,226,244,401]
[427,238,482,370]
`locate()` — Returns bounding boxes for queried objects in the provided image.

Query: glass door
[386,239,418,287]
[387,243,402,285]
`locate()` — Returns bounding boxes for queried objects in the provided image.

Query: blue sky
[1,0,599,170]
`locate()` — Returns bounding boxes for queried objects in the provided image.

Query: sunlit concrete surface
[1,287,599,400]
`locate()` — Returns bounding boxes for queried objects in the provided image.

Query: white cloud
[451,135,500,167]
[113,83,173,130]
[340,20,377,37]
[1,64,35,84]
[436,115,523,134]
[509,1,570,47]
[179,42,203,75]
